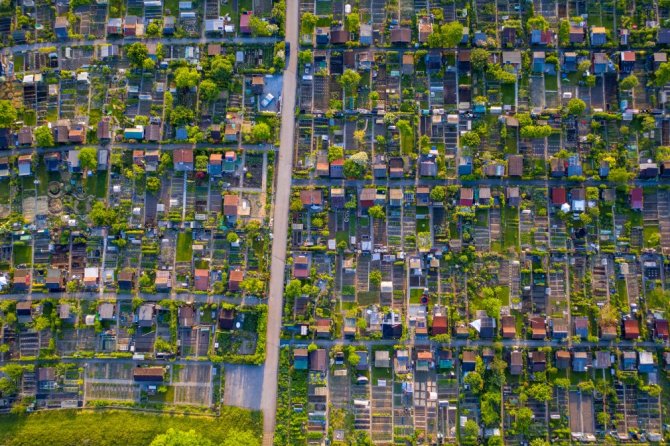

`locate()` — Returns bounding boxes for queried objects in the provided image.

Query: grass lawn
[336,231,348,245]
[409,288,423,304]
[544,74,558,91]
[502,83,515,106]
[475,209,488,228]
[643,225,660,248]
[85,174,107,199]
[417,217,429,233]
[358,291,380,305]
[239,0,252,12]
[163,0,179,15]
[503,207,519,251]
[0,180,9,204]
[13,243,32,266]
[0,408,262,446]
[497,286,510,306]
[175,231,193,262]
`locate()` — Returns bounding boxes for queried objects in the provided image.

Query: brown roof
[229,269,244,283]
[133,367,165,381]
[624,319,639,339]
[173,149,193,164]
[390,27,411,43]
[207,44,221,56]
[300,190,323,206]
[330,29,350,44]
[501,315,516,338]
[223,195,240,215]
[508,155,523,176]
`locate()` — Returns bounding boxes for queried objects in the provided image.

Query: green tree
[34,125,54,147]
[195,155,208,171]
[251,122,272,142]
[174,66,201,89]
[520,125,553,138]
[239,277,265,295]
[142,58,156,71]
[227,232,239,244]
[285,279,303,300]
[428,21,464,48]
[199,79,220,102]
[470,48,490,71]
[298,49,312,66]
[89,201,116,226]
[345,12,360,32]
[171,106,194,126]
[527,383,553,402]
[249,15,272,36]
[641,115,656,133]
[608,166,633,184]
[78,147,98,173]
[149,428,214,446]
[221,430,260,446]
[462,419,479,440]
[566,98,586,116]
[328,145,344,162]
[655,61,670,86]
[300,12,317,34]
[369,269,382,286]
[529,439,549,446]
[339,69,362,95]
[619,74,639,91]
[126,42,148,67]
[0,100,17,128]
[488,436,504,446]
[430,185,447,202]
[527,15,549,31]
[481,392,501,426]
[343,159,365,178]
[368,205,385,220]
[461,131,481,148]
[463,371,484,393]
[146,20,161,37]
[210,55,234,86]
[577,59,591,74]
[480,297,501,319]
[513,407,533,436]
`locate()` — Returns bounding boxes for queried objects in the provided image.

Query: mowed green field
[0,408,262,446]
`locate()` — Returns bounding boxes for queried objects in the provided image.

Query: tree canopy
[655,61,670,86]
[339,69,362,95]
[174,66,201,89]
[199,79,221,102]
[251,122,272,143]
[461,131,481,148]
[619,74,639,90]
[0,100,16,128]
[34,125,54,147]
[566,98,586,116]
[470,48,490,71]
[209,55,234,86]
[150,429,213,446]
[368,205,385,220]
[427,21,464,48]
[126,42,149,68]
[78,147,98,172]
[345,12,360,33]
[301,12,317,34]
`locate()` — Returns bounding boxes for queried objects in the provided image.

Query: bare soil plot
[173,363,213,406]
[223,364,263,410]
[569,390,595,437]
